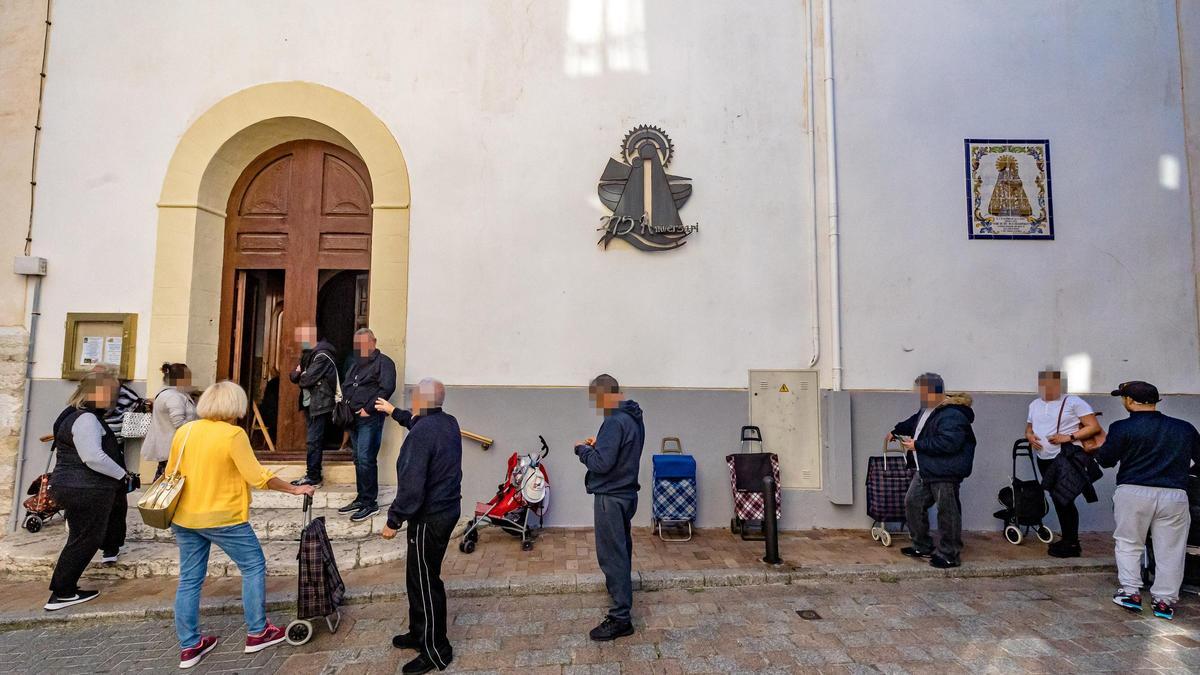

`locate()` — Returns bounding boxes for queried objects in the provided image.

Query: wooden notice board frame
[61,312,137,380]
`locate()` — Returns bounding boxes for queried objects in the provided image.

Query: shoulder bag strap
[1055,397,1068,435]
[169,423,194,475]
[317,352,343,401]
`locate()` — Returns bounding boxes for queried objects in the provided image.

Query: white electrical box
[749,369,821,490]
[13,256,47,276]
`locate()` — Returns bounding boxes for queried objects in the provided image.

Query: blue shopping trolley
[651,437,697,542]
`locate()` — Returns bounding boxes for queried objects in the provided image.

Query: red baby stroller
[459,436,550,553]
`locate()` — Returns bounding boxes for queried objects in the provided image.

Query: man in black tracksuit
[575,373,645,642]
[376,379,461,675]
[289,324,338,487]
[890,372,976,569]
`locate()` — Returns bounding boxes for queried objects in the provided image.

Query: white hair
[417,378,446,406]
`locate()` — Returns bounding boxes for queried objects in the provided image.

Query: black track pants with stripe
[406,509,458,668]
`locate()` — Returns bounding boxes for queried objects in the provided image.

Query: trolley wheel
[459,539,476,554]
[23,515,42,533]
[285,619,313,646]
[1004,524,1023,545]
[521,540,534,551]
[879,530,893,547]
[870,524,882,542]
[730,518,742,535]
[1036,526,1054,544]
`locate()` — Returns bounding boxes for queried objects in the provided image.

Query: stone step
[124,506,390,543]
[246,483,396,510]
[0,525,404,580]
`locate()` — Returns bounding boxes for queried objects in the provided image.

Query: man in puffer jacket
[889,372,976,568]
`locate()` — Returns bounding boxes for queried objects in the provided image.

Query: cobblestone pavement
[3,571,1199,674]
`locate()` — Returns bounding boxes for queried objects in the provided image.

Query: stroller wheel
[285,619,313,646]
[23,515,42,533]
[521,540,534,552]
[879,530,893,547]
[870,524,882,542]
[459,539,476,554]
[1003,524,1022,545]
[1035,526,1054,544]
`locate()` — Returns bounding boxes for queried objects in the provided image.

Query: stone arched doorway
[219,139,373,454]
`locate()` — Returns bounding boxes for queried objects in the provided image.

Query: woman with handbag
[165,381,315,669]
[44,371,133,611]
[142,362,198,480]
[1025,369,1104,558]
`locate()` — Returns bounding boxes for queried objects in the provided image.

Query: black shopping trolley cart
[726,425,781,541]
[286,494,345,645]
[993,439,1053,545]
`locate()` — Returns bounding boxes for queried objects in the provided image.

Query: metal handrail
[461,429,492,450]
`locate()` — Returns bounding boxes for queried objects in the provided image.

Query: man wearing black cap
[1098,381,1200,621]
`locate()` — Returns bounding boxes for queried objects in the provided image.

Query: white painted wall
[26,0,814,388]
[833,0,1200,393]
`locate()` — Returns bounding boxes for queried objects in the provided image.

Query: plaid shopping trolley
[726,425,782,541]
[652,437,697,542]
[286,494,345,645]
[865,439,916,547]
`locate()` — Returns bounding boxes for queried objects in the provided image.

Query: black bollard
[762,474,782,565]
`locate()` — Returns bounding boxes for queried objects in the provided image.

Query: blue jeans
[353,413,385,506]
[173,522,267,649]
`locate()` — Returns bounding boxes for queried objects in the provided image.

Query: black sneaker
[44,589,100,611]
[401,651,452,673]
[337,500,363,514]
[1113,588,1143,612]
[290,476,322,488]
[351,505,380,522]
[1152,598,1175,620]
[929,554,961,569]
[1047,541,1081,558]
[589,617,635,642]
[900,546,933,559]
[392,631,420,650]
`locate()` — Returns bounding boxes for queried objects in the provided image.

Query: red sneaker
[179,635,218,669]
[244,623,287,654]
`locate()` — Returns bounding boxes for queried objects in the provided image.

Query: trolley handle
[302,493,313,528]
[661,437,683,454]
[881,438,905,458]
[740,426,763,443]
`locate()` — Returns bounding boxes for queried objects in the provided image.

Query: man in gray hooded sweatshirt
[575,374,645,642]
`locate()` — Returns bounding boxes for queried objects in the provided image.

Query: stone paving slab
[0,528,1118,631]
[1,572,1197,674]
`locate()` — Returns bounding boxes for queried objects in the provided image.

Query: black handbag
[319,353,355,428]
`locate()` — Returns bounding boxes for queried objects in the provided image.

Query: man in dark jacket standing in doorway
[377,379,461,674]
[575,374,645,642]
[889,372,976,569]
[289,323,338,488]
[341,328,396,522]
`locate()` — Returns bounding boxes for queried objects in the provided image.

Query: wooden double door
[218,140,373,456]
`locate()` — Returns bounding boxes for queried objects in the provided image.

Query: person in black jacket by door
[575,374,645,642]
[340,328,396,523]
[889,372,976,569]
[45,371,133,611]
[288,323,338,488]
[375,379,461,675]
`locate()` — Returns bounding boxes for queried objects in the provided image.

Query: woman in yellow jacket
[166,381,316,669]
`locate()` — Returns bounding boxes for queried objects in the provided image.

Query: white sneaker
[100,548,123,564]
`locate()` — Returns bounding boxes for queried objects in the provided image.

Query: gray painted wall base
[18,380,1200,534]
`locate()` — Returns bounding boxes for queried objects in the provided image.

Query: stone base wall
[0,326,28,536]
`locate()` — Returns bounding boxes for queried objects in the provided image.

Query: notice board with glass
[61,313,137,380]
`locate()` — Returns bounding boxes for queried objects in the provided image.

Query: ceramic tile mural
[964,139,1053,240]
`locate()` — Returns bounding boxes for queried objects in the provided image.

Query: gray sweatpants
[1113,484,1191,602]
[594,493,638,623]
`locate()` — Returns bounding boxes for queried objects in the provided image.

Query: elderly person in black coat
[888,372,976,569]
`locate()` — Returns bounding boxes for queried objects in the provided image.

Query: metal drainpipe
[822,0,844,391]
[9,0,52,532]
[805,0,821,369]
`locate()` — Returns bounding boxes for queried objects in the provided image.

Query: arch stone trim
[148,82,410,401]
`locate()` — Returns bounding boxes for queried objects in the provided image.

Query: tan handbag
[1056,396,1106,453]
[136,424,193,529]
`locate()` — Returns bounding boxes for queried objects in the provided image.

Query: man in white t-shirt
[1025,369,1103,558]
